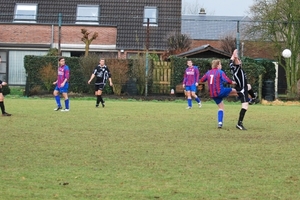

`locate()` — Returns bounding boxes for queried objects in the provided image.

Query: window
[143,6,158,26]
[14,4,37,22]
[76,5,99,24]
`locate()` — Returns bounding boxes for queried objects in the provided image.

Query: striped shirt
[93,65,111,85]
[229,60,248,90]
[200,68,233,98]
[183,66,199,86]
[57,65,70,88]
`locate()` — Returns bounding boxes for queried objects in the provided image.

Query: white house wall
[9,51,48,85]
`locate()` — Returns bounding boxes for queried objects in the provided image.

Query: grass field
[1,97,300,199]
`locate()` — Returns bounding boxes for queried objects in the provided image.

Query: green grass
[8,86,25,96]
[1,97,300,199]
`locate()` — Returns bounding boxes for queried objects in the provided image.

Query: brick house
[0,0,181,85]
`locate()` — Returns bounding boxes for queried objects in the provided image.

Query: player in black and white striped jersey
[229,49,257,130]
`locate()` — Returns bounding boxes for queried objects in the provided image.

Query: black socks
[0,101,5,114]
[238,108,247,124]
[97,95,103,104]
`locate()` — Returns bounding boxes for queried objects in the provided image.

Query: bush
[29,86,43,96]
[106,59,129,95]
[254,58,276,81]
[2,85,10,96]
[79,53,100,94]
[25,56,88,95]
[39,63,57,92]
[128,54,153,95]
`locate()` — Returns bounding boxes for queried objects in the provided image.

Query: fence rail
[152,61,172,94]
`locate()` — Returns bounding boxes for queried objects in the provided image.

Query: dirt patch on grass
[261,99,300,106]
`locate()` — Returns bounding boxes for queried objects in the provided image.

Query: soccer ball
[282,49,292,58]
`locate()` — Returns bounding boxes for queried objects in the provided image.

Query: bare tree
[220,35,236,55]
[81,29,99,57]
[162,31,192,60]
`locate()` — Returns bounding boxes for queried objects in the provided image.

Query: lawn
[0,97,300,199]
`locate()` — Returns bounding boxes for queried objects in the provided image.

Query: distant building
[180,9,275,60]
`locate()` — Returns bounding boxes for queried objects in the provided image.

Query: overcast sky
[182,0,254,16]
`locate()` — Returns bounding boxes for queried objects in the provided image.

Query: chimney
[199,8,206,15]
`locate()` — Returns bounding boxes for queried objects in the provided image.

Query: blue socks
[65,99,69,109]
[55,96,69,109]
[218,110,224,124]
[187,96,201,107]
[55,96,61,107]
[188,98,192,107]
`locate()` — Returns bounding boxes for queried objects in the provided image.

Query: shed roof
[176,44,231,58]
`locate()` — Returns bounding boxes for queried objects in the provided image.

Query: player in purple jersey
[53,57,70,111]
[182,60,202,109]
[200,59,237,129]
[0,56,11,116]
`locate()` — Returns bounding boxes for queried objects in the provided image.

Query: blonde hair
[211,59,221,69]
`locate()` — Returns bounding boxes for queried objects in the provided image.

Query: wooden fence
[152,61,173,94]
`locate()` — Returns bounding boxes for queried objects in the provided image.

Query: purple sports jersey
[57,65,70,88]
[200,68,233,97]
[183,66,199,86]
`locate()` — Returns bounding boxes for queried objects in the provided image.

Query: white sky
[182,0,254,16]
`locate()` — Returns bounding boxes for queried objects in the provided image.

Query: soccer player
[182,60,202,109]
[200,59,237,129]
[229,49,257,130]
[53,57,70,111]
[0,56,11,116]
[0,81,11,116]
[88,59,113,108]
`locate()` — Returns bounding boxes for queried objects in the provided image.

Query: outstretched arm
[231,49,241,65]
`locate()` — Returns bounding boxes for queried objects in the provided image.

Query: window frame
[14,3,38,23]
[76,5,100,24]
[143,6,158,26]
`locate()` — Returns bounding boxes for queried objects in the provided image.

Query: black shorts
[236,86,248,103]
[94,84,105,91]
[0,88,2,93]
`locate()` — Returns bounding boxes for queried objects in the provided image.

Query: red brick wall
[191,39,276,60]
[59,26,116,45]
[243,41,277,60]
[1,24,52,43]
[0,24,117,45]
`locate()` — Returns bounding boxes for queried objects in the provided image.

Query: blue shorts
[212,88,232,104]
[54,82,69,93]
[185,85,197,92]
